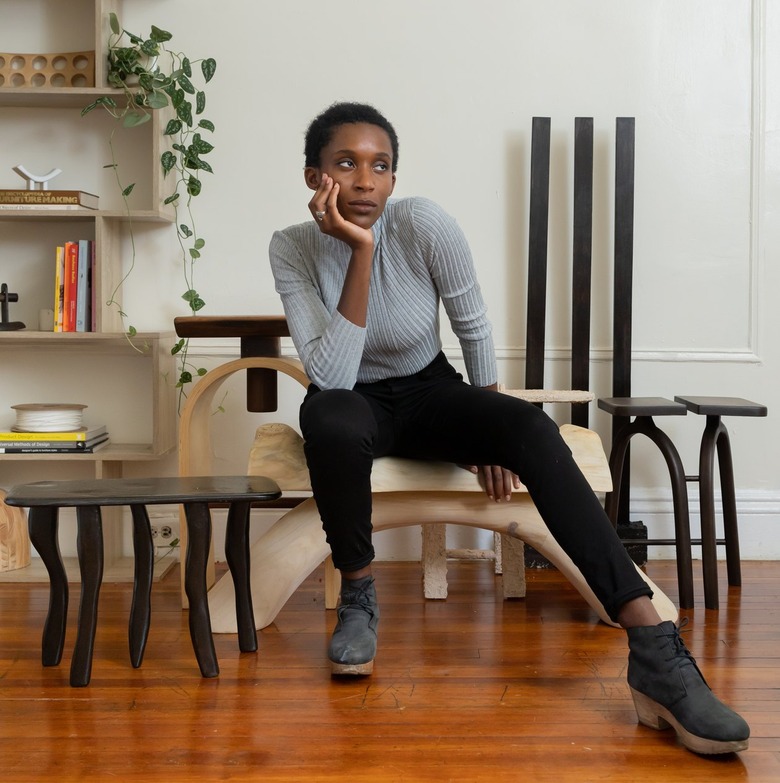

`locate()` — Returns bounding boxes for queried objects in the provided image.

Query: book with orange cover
[62,241,79,332]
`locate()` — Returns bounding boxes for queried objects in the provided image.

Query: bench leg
[225,500,257,653]
[422,523,448,599]
[27,507,67,667]
[72,506,104,687]
[183,501,219,678]
[129,505,154,668]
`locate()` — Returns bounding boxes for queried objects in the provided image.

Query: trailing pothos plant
[82,12,216,408]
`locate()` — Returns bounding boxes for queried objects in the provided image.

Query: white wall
[2,0,778,561]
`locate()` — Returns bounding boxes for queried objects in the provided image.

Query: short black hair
[304,102,399,172]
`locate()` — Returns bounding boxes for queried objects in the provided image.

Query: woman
[269,102,748,755]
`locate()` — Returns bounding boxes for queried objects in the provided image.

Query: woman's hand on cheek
[309,174,373,251]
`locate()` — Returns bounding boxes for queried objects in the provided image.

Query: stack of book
[54,239,96,332]
[0,424,109,454]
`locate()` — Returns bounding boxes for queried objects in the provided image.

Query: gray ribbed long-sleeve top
[269,196,496,390]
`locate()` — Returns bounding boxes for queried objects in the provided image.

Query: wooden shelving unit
[0,0,178,579]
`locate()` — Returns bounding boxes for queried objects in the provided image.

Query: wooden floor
[0,558,778,782]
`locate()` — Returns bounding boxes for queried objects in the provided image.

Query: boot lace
[662,618,708,683]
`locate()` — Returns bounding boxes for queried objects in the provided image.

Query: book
[0,437,110,454]
[62,241,79,332]
[0,189,99,209]
[53,245,65,332]
[0,424,108,442]
[76,239,90,332]
[89,239,96,332]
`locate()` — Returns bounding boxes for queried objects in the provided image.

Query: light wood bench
[177,355,678,634]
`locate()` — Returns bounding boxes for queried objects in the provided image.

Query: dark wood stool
[597,397,694,608]
[674,395,768,610]
[4,475,280,686]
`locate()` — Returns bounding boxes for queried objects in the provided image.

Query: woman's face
[305,122,396,229]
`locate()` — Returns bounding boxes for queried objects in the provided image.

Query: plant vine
[82,13,216,408]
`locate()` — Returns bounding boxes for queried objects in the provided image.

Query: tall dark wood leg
[604,420,632,525]
[698,415,721,610]
[129,504,154,667]
[27,506,67,667]
[639,419,694,610]
[71,506,104,687]
[183,501,218,677]
[716,424,741,587]
[225,500,257,653]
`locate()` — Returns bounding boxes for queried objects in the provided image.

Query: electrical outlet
[150,521,180,547]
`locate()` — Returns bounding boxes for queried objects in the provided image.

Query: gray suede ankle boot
[328,575,379,676]
[627,620,749,754]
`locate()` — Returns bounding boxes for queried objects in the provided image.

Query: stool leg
[699,416,722,610]
[71,506,104,687]
[604,421,633,526]
[183,501,218,678]
[716,424,742,587]
[636,418,694,610]
[129,505,154,668]
[27,507,67,667]
[225,500,258,653]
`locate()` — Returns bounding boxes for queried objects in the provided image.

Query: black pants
[299,352,651,621]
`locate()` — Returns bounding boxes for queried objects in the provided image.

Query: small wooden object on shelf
[0,51,95,89]
[0,283,25,331]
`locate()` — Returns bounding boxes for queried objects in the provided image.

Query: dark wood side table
[674,396,768,610]
[597,396,694,608]
[4,475,280,686]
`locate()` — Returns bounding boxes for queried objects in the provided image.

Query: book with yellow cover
[0,424,107,442]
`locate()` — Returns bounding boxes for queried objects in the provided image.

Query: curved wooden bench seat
[178,356,678,634]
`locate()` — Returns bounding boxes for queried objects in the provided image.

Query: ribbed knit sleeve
[270,228,367,389]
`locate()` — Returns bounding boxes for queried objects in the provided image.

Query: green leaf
[163,193,179,204]
[191,297,206,312]
[164,119,183,135]
[160,150,176,175]
[194,238,205,250]
[146,91,169,110]
[178,74,196,95]
[196,91,206,115]
[180,224,193,238]
[179,370,193,384]
[196,160,213,174]
[109,12,121,35]
[189,248,201,259]
[171,339,185,355]
[202,58,217,83]
[140,39,160,57]
[128,325,137,337]
[193,137,214,155]
[177,102,193,127]
[123,111,151,128]
[181,289,199,303]
[150,25,173,43]
[182,57,192,78]
[198,119,215,132]
[122,183,136,197]
[187,176,202,197]
[197,367,208,376]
